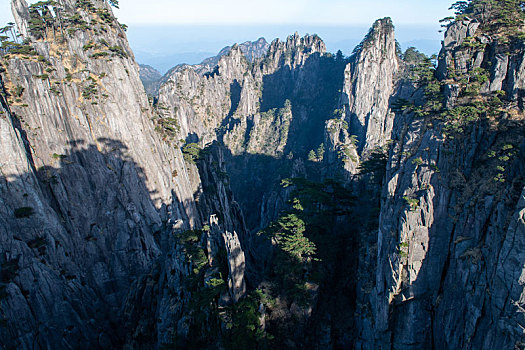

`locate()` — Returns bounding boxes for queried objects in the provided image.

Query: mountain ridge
[1,0,525,348]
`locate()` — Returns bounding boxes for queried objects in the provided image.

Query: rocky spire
[341,17,398,155]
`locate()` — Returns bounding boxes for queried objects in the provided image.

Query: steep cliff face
[0,0,247,348]
[0,0,192,347]
[157,33,329,154]
[341,18,398,155]
[121,143,249,349]
[157,32,348,231]
[153,18,402,349]
[325,18,399,180]
[372,10,525,350]
[4,0,524,348]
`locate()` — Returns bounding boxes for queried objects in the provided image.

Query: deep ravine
[0,0,525,349]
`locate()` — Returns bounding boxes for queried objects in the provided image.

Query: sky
[110,0,453,26]
[0,0,455,72]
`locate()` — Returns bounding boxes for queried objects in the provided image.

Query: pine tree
[308,150,316,161]
[316,143,325,161]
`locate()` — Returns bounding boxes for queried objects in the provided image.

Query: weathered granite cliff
[325,17,399,180]
[2,0,525,348]
[371,4,525,349]
[341,18,398,155]
[157,31,348,231]
[0,0,248,348]
[154,18,398,348]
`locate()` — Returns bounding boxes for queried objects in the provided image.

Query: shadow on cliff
[215,80,244,144]
[175,51,358,348]
[382,117,525,348]
[207,145,362,348]
[260,53,348,156]
[0,137,192,349]
[216,53,348,231]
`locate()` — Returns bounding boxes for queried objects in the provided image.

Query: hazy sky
[1,0,454,27]
[111,0,453,26]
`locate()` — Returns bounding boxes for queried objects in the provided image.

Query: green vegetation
[82,41,95,51]
[412,157,424,166]
[398,16,518,141]
[153,103,182,143]
[336,144,357,163]
[90,52,109,59]
[402,46,429,65]
[316,143,325,161]
[391,98,414,113]
[13,86,24,98]
[27,1,58,40]
[397,241,409,258]
[171,229,272,349]
[82,80,98,100]
[156,117,179,135]
[449,0,525,42]
[326,110,348,134]
[49,86,60,96]
[223,290,274,349]
[52,153,66,160]
[14,0,122,40]
[182,143,202,164]
[96,8,114,24]
[108,45,127,58]
[412,55,443,117]
[273,213,316,261]
[486,143,518,183]
[66,13,89,35]
[2,41,37,56]
[34,74,49,80]
[403,196,420,211]
[307,144,325,162]
[262,177,354,308]
[171,229,222,347]
[107,0,119,8]
[307,149,316,161]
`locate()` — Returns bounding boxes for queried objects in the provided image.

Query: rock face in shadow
[2,0,525,348]
[157,31,349,231]
[371,14,525,350]
[0,0,248,348]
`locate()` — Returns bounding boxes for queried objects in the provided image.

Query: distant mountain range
[138,64,162,96]
[128,24,444,74]
[139,38,270,96]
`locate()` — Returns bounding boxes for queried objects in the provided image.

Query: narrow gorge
[0,0,524,349]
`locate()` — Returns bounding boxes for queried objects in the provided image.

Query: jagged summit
[222,37,269,62]
[340,16,398,155]
[200,37,270,68]
[155,37,270,90]
[352,17,395,56]
[278,32,326,53]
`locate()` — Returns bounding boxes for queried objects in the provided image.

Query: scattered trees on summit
[446,0,525,40]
